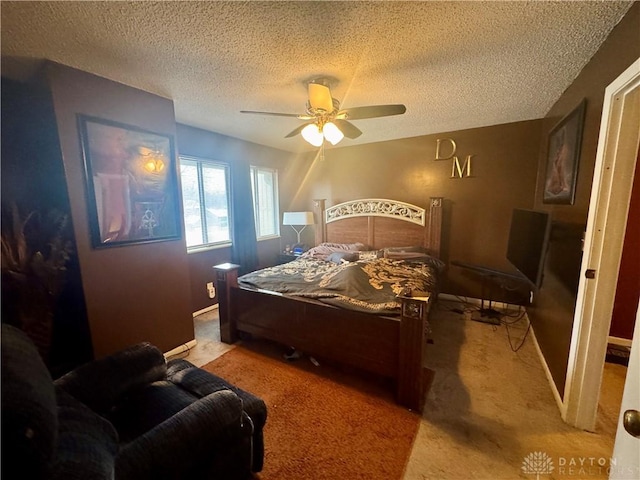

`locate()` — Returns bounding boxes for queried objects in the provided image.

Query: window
[179,156,230,249]
[250,166,279,239]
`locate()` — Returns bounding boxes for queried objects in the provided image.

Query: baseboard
[164,339,197,359]
[529,322,566,417]
[193,303,219,317]
[607,335,632,347]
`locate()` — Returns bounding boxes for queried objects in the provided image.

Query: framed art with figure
[543,100,586,205]
[78,115,181,248]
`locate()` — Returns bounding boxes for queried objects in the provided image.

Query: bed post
[397,295,432,412]
[427,197,443,258]
[213,263,240,344]
[313,199,326,245]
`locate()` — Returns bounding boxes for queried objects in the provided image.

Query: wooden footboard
[213,263,432,412]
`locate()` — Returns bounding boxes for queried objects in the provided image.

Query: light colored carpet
[184,300,625,480]
[404,299,623,480]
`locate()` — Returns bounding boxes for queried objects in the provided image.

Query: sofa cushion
[109,380,200,442]
[55,342,167,414]
[115,389,247,479]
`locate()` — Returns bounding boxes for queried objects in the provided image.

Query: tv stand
[450,260,526,282]
[451,260,531,323]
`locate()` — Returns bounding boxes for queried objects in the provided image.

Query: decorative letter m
[451,155,473,178]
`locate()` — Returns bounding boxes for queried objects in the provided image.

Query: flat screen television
[506,208,552,290]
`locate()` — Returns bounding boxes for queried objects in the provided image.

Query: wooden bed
[214,197,443,412]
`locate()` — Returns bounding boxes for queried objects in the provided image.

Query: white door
[563,58,640,430]
[610,300,640,479]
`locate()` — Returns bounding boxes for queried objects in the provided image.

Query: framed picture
[78,115,181,248]
[543,100,586,205]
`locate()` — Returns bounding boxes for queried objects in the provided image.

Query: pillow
[327,251,359,264]
[383,246,445,271]
[318,242,366,251]
[300,242,367,261]
[383,245,426,254]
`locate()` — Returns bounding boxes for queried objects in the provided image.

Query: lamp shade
[282,211,315,226]
[323,122,344,145]
[301,124,323,147]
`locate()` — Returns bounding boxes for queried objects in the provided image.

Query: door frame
[563,58,640,430]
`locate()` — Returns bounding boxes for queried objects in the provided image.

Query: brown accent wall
[528,3,640,396]
[1,77,93,373]
[293,119,543,301]
[176,123,294,312]
[44,63,194,358]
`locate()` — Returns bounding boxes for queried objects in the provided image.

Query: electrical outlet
[206,282,216,299]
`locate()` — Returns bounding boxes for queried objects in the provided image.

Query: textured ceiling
[1,1,634,153]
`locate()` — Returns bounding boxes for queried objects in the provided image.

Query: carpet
[202,341,420,480]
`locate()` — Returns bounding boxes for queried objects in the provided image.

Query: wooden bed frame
[214,197,443,412]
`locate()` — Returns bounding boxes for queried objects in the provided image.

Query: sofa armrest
[167,358,267,472]
[55,343,167,414]
[115,389,251,479]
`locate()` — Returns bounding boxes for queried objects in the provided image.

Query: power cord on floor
[438,296,481,315]
[505,319,531,352]
[164,343,193,361]
[439,297,531,352]
[498,304,530,352]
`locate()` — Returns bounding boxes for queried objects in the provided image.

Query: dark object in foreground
[1,324,266,479]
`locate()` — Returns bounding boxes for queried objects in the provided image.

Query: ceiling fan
[240,78,406,147]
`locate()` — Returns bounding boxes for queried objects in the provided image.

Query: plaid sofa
[1,324,266,479]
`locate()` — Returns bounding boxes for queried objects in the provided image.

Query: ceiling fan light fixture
[301,123,324,147]
[323,121,344,145]
[241,79,406,146]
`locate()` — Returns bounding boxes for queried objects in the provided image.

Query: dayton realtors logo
[522,452,622,477]
[522,451,554,479]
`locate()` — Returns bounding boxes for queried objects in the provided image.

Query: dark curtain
[230,160,258,275]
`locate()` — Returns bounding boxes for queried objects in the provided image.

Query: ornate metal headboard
[325,199,426,226]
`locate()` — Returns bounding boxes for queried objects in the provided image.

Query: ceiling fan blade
[284,122,312,138]
[333,119,362,139]
[308,83,334,112]
[240,110,302,118]
[338,104,406,120]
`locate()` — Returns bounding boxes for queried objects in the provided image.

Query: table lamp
[282,211,315,251]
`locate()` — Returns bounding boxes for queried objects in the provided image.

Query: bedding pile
[238,243,442,314]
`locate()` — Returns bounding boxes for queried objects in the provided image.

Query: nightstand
[277,253,299,264]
